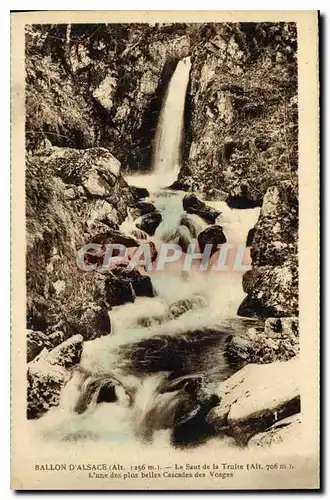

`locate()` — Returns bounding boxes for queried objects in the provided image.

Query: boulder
[238,261,298,318]
[111,266,156,298]
[238,183,298,319]
[44,147,121,194]
[27,330,65,363]
[197,225,227,256]
[224,334,253,365]
[27,360,67,420]
[226,196,261,209]
[135,201,157,215]
[173,225,193,253]
[131,186,150,199]
[92,74,117,111]
[90,229,139,248]
[206,357,300,445]
[171,377,221,447]
[102,276,136,307]
[183,194,221,224]
[225,320,299,365]
[180,215,199,238]
[27,334,84,419]
[44,334,84,369]
[136,211,162,236]
[248,413,301,448]
[64,303,111,341]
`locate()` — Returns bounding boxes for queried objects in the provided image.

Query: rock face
[27,330,65,363]
[27,23,297,187]
[238,182,298,318]
[26,24,190,170]
[225,317,299,365]
[26,147,135,338]
[206,357,300,445]
[27,335,84,419]
[178,23,297,206]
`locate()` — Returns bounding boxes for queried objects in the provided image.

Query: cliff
[25,22,298,343]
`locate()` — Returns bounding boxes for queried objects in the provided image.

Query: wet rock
[135,201,157,215]
[27,334,83,419]
[206,357,300,445]
[224,335,253,365]
[111,267,156,298]
[173,225,193,253]
[180,214,202,238]
[65,303,111,341]
[102,276,136,307]
[72,370,131,415]
[246,227,256,247]
[131,275,155,297]
[97,218,119,231]
[131,186,150,199]
[168,295,208,320]
[226,196,261,209]
[171,377,221,447]
[197,225,227,255]
[136,211,162,236]
[132,228,149,240]
[183,194,221,224]
[144,241,158,262]
[168,180,185,191]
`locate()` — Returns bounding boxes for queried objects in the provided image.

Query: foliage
[25,25,97,150]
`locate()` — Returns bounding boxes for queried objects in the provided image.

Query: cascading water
[125,57,191,193]
[29,57,261,451]
[152,57,191,182]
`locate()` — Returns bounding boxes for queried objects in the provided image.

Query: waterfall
[152,57,191,182]
[30,54,263,451]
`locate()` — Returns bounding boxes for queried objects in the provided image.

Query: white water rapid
[29,58,262,455]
